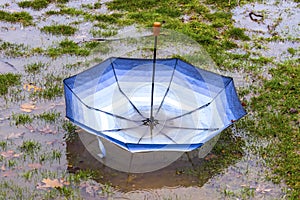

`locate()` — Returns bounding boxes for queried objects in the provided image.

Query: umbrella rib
[165,79,233,121]
[155,58,178,117]
[160,131,178,144]
[110,60,146,118]
[163,125,219,131]
[64,82,140,122]
[101,124,144,132]
[166,102,211,121]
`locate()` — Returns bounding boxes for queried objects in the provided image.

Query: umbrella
[63,23,246,156]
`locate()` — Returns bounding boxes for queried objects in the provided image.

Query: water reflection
[66,128,244,192]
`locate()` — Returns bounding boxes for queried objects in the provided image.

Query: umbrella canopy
[63,56,246,153]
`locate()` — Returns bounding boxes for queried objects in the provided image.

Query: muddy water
[0,0,296,199]
[232,0,300,61]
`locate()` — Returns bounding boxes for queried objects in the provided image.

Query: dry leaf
[46,139,58,145]
[25,124,35,132]
[23,83,42,92]
[20,103,36,112]
[28,163,42,169]
[204,153,217,161]
[38,178,63,189]
[1,170,16,177]
[1,150,22,158]
[1,164,6,171]
[1,150,15,158]
[7,132,25,139]
[38,126,57,135]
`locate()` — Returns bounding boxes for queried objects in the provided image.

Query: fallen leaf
[1,164,6,171]
[1,170,16,177]
[46,139,58,145]
[38,126,57,134]
[20,103,36,112]
[28,163,42,169]
[204,153,217,161]
[25,124,36,132]
[7,132,25,139]
[1,150,15,158]
[0,150,22,158]
[23,83,42,92]
[38,178,63,189]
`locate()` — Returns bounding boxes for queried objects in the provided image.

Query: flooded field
[0,0,299,199]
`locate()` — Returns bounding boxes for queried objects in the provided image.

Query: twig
[0,60,18,72]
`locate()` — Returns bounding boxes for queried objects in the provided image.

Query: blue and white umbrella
[63,23,246,155]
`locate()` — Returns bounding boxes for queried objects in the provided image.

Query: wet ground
[0,0,298,199]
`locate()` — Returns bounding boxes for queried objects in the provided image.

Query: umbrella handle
[150,22,162,122]
[153,22,161,36]
[97,136,106,158]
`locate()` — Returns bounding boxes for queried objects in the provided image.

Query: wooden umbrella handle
[153,22,161,36]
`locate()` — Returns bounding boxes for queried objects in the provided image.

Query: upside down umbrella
[63,23,246,171]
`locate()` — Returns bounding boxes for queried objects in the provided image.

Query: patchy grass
[37,111,60,123]
[11,113,33,126]
[0,73,21,96]
[0,10,33,26]
[249,59,300,198]
[46,39,108,57]
[35,74,64,99]
[18,0,49,10]
[0,41,29,57]
[18,0,70,10]
[226,27,250,41]
[47,39,90,57]
[41,25,77,36]
[19,140,41,155]
[24,62,46,74]
[46,7,85,16]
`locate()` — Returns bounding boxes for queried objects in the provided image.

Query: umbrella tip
[153,22,161,36]
[153,22,161,27]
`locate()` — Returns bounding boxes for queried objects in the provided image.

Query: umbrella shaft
[150,36,158,121]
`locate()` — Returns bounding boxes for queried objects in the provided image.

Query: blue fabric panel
[224,79,247,120]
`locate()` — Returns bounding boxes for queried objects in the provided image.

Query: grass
[24,62,46,74]
[18,0,70,10]
[0,73,21,96]
[11,113,33,126]
[47,39,90,57]
[18,0,50,10]
[41,25,77,36]
[19,140,41,155]
[37,111,60,123]
[0,41,29,57]
[0,11,33,26]
[0,0,299,199]
[249,59,300,198]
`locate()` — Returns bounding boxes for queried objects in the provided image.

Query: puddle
[0,0,295,199]
[232,0,300,61]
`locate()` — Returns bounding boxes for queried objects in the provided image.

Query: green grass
[18,0,49,10]
[0,0,299,198]
[19,140,41,155]
[0,11,33,26]
[41,25,77,36]
[46,7,85,16]
[35,74,63,99]
[11,113,33,126]
[24,62,46,74]
[0,41,29,57]
[47,39,90,57]
[249,59,300,198]
[18,0,70,10]
[0,73,21,96]
[105,0,300,198]
[37,111,60,123]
